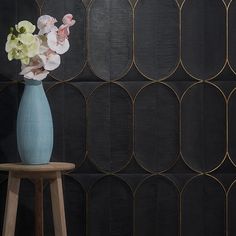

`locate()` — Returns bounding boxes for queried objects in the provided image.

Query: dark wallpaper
[0,0,236,235]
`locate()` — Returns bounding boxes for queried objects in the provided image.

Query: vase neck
[24,79,42,86]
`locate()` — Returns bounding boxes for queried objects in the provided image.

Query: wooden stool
[0,162,75,236]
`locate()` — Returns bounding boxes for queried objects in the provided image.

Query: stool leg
[2,171,21,236]
[50,172,67,236]
[34,178,44,236]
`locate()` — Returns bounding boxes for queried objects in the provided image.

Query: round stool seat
[0,162,75,172]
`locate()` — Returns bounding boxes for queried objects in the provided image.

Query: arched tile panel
[134,83,179,172]
[181,0,226,80]
[182,175,225,236]
[88,0,133,81]
[135,175,179,236]
[88,176,133,236]
[181,83,226,172]
[134,0,179,80]
[47,83,86,164]
[87,83,133,172]
[41,0,86,80]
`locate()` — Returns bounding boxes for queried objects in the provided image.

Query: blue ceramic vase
[17,79,53,164]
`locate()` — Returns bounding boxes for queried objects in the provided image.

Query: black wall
[0,0,236,235]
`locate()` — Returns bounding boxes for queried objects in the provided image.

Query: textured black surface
[181,0,226,80]
[0,0,236,235]
[134,0,179,80]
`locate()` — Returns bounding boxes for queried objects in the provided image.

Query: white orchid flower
[37,15,58,35]
[47,31,69,54]
[22,70,49,80]
[15,20,36,34]
[62,14,76,26]
[6,13,75,80]
[39,50,61,71]
[20,56,49,80]
[61,14,75,35]
[46,14,76,54]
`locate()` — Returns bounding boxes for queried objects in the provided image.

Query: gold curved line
[120,80,152,103]
[179,0,186,9]
[180,173,226,195]
[228,152,236,168]
[205,80,228,101]
[45,81,62,93]
[87,173,134,194]
[226,81,236,100]
[160,81,182,102]
[46,81,87,101]
[87,0,133,82]
[86,148,133,175]
[228,0,233,8]
[63,174,86,192]
[179,60,202,81]
[226,175,236,195]
[223,0,228,8]
[83,154,108,174]
[133,81,180,103]
[175,0,181,8]
[133,173,181,195]
[87,81,132,104]
[160,154,182,174]
[206,154,228,175]
[208,60,228,82]
[206,173,227,194]
[180,80,228,102]
[179,81,202,102]
[113,81,135,102]
[178,152,202,174]
[181,59,227,82]
[115,153,148,174]
[34,0,41,14]
[133,149,179,174]
[39,0,45,13]
[227,60,236,77]
[180,173,203,195]
[46,73,61,82]
[206,80,228,155]
[83,82,105,103]
[132,152,157,174]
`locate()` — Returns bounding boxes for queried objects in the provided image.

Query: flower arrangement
[5,14,75,80]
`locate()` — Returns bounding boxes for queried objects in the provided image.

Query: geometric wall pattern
[0,0,236,235]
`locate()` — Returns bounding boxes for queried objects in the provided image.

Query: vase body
[17,79,53,164]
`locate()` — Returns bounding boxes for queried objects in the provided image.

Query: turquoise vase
[17,79,53,164]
